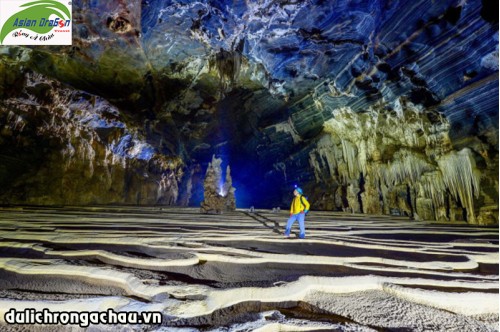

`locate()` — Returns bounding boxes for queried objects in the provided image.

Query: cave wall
[0,0,497,224]
[0,66,182,205]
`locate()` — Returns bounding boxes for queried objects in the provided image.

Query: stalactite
[379,151,434,187]
[437,148,481,223]
[341,139,359,180]
[210,48,243,94]
[306,97,491,223]
[6,111,26,132]
[423,172,445,209]
[357,139,368,175]
[308,135,339,183]
[416,171,447,221]
[62,142,76,169]
[309,153,323,183]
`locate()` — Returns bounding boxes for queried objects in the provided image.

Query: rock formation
[0,72,183,205]
[0,0,497,224]
[0,206,497,330]
[200,155,236,213]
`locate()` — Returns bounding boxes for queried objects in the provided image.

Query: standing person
[284,187,310,239]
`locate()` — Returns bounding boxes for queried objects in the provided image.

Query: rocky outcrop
[302,101,492,224]
[0,72,183,205]
[201,156,236,213]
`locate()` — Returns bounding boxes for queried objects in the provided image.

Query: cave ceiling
[0,0,498,224]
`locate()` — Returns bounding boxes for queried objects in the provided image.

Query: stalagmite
[346,182,361,213]
[201,155,236,214]
[361,176,383,214]
[223,166,236,211]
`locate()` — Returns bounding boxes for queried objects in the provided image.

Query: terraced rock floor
[0,206,497,331]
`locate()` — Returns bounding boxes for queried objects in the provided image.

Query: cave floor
[0,206,497,331]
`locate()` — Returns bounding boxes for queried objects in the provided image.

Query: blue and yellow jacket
[290,195,310,215]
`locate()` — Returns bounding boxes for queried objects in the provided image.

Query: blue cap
[295,187,303,195]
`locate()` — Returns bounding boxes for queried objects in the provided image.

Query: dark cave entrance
[187,88,287,209]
